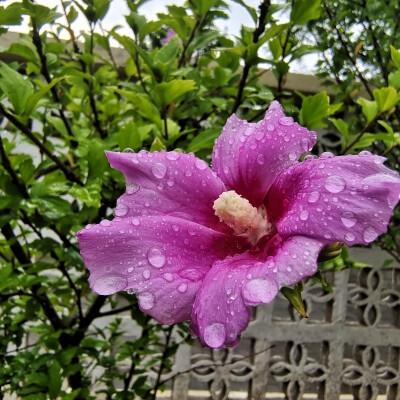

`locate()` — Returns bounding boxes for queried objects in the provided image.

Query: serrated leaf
[154,79,196,107]
[373,87,400,112]
[291,0,321,25]
[390,45,400,70]
[357,97,378,123]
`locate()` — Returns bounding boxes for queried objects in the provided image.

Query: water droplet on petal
[363,226,378,242]
[362,173,400,184]
[123,148,134,153]
[325,175,345,193]
[256,154,265,165]
[195,159,207,170]
[138,292,155,310]
[131,218,140,226]
[359,150,372,157]
[163,273,173,282]
[266,124,274,131]
[147,247,166,268]
[115,204,129,217]
[242,278,278,305]
[178,282,188,293]
[93,275,127,295]
[126,183,140,194]
[255,131,265,141]
[345,232,355,242]
[300,210,309,221]
[143,269,151,279]
[324,232,332,239]
[185,170,192,177]
[100,219,111,227]
[308,191,320,203]
[279,116,294,126]
[341,211,357,228]
[151,163,167,178]
[167,177,175,186]
[320,152,334,159]
[301,138,312,152]
[289,152,297,161]
[166,152,180,160]
[304,155,315,162]
[203,323,226,348]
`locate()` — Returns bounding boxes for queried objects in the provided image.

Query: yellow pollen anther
[213,190,269,244]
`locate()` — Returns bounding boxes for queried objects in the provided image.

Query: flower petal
[106,150,228,231]
[212,101,317,206]
[77,215,248,324]
[266,152,400,246]
[190,235,322,348]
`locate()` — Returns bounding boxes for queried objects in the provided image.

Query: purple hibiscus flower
[77,101,400,348]
[161,28,177,45]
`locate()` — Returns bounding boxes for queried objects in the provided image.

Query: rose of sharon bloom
[161,28,177,45]
[77,101,400,348]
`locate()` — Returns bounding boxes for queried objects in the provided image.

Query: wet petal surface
[77,216,248,324]
[107,151,228,231]
[212,101,317,207]
[266,153,400,245]
[191,235,322,348]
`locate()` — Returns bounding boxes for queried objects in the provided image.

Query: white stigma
[213,190,270,245]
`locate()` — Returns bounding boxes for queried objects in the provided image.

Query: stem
[0,103,83,185]
[231,0,271,114]
[151,326,174,400]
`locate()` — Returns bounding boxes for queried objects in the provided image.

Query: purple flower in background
[77,101,400,348]
[161,28,177,45]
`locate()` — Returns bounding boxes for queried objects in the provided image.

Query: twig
[156,344,274,389]
[151,326,174,400]
[231,0,271,114]
[0,103,83,185]
[97,304,134,318]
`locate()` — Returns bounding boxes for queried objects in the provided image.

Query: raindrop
[289,152,297,161]
[126,183,140,194]
[255,131,265,141]
[131,218,140,226]
[195,159,207,170]
[93,275,127,295]
[325,175,345,193]
[164,273,173,282]
[185,170,192,177]
[301,138,312,152]
[203,323,226,348]
[147,247,166,268]
[324,232,332,239]
[244,127,253,136]
[341,211,357,228]
[279,117,294,126]
[300,210,309,221]
[167,177,175,187]
[172,224,179,232]
[242,278,278,305]
[115,204,129,217]
[143,270,151,279]
[178,282,188,293]
[138,292,155,310]
[359,150,372,157]
[267,124,275,131]
[257,154,265,165]
[151,163,167,179]
[166,152,180,160]
[100,219,111,227]
[308,191,320,203]
[363,226,378,242]
[345,232,355,242]
[123,148,134,153]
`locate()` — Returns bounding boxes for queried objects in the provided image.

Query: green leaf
[0,3,23,25]
[373,87,400,112]
[87,139,108,180]
[231,0,257,23]
[154,36,180,64]
[117,122,152,151]
[389,71,400,90]
[0,62,34,115]
[93,0,110,20]
[31,196,71,220]
[291,0,321,25]
[357,97,378,123]
[70,181,101,208]
[48,361,62,399]
[281,283,307,318]
[187,127,221,153]
[197,0,219,16]
[150,137,166,152]
[154,79,196,107]
[25,77,65,115]
[299,91,330,129]
[390,45,400,70]
[328,118,349,140]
